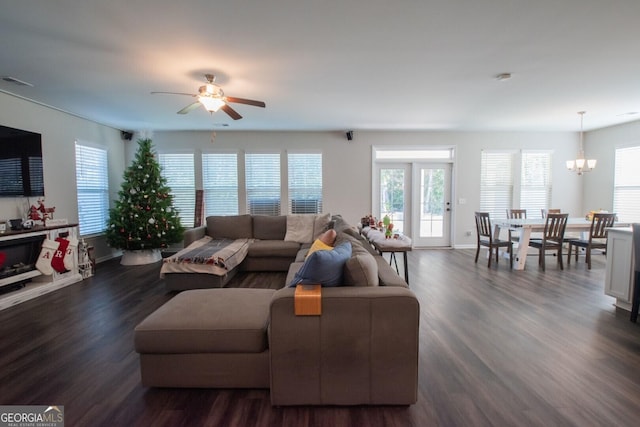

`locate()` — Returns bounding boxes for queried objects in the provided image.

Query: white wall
[583,120,640,214]
[0,92,125,260]
[137,129,582,248]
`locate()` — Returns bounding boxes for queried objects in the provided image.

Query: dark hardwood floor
[1,249,639,426]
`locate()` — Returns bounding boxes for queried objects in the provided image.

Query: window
[520,152,552,217]
[246,153,281,215]
[158,153,195,228]
[613,146,640,222]
[379,167,407,233]
[288,152,322,214]
[480,150,552,219]
[480,151,514,218]
[375,148,454,160]
[202,153,239,215]
[75,143,109,236]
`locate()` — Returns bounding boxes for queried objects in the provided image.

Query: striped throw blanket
[160,236,251,277]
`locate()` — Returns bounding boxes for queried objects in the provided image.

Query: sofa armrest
[183,226,206,247]
[375,256,409,288]
[269,286,419,406]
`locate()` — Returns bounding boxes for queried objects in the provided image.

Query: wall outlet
[465,230,472,236]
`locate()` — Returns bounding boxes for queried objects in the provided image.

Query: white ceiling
[1,0,640,133]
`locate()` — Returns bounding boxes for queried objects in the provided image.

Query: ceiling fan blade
[225,97,266,108]
[221,104,243,120]
[151,91,197,97]
[177,102,202,114]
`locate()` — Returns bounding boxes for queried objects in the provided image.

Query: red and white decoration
[36,237,78,275]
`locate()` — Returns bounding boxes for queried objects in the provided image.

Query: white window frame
[613,145,640,223]
[519,150,553,218]
[287,151,323,214]
[480,150,516,219]
[75,141,110,236]
[202,152,239,216]
[158,152,196,228]
[245,152,281,216]
[480,149,552,219]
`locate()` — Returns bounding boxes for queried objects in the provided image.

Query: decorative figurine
[28,198,56,226]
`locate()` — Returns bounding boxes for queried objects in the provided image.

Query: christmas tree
[105,138,184,250]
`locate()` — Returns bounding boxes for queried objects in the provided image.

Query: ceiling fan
[151,74,266,120]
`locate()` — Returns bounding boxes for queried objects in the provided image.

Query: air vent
[1,76,34,87]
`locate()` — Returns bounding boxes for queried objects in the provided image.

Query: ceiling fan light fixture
[198,96,225,112]
[154,73,264,120]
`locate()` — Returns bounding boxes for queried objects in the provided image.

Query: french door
[376,162,452,247]
[378,164,411,235]
[412,163,451,247]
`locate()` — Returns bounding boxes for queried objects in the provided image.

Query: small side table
[361,228,412,284]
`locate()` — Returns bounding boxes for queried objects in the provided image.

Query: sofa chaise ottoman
[134,288,275,388]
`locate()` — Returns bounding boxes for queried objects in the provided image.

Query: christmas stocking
[63,237,78,271]
[36,239,58,275]
[51,237,70,273]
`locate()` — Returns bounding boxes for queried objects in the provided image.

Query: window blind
[246,153,281,215]
[520,152,551,218]
[288,153,322,214]
[75,143,109,236]
[202,153,239,215]
[480,151,514,219]
[158,153,195,228]
[0,158,24,195]
[613,146,640,222]
[28,156,44,195]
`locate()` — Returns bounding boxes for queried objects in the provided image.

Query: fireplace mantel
[0,224,82,310]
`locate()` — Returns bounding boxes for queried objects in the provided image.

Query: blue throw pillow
[289,242,352,287]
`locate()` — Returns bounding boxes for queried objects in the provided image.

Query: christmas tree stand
[121,249,162,266]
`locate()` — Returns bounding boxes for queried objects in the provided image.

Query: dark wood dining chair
[528,213,568,271]
[567,213,616,269]
[506,209,527,219]
[506,209,527,249]
[474,212,513,268]
[630,224,640,323]
[541,208,561,219]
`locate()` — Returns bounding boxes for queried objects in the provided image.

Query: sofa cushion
[331,214,351,233]
[344,252,379,287]
[248,240,301,258]
[253,215,287,240]
[306,238,334,258]
[312,212,332,239]
[289,242,352,287]
[306,229,337,258]
[134,288,275,354]
[284,214,316,243]
[286,261,304,286]
[294,248,308,263]
[206,215,253,239]
[336,231,378,257]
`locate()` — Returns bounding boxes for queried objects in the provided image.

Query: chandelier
[566,111,596,175]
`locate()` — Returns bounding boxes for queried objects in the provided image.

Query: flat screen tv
[0,124,44,197]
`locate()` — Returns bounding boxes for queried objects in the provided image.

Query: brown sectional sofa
[163,213,322,290]
[136,214,420,406]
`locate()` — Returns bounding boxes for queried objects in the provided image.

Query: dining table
[493,217,627,271]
